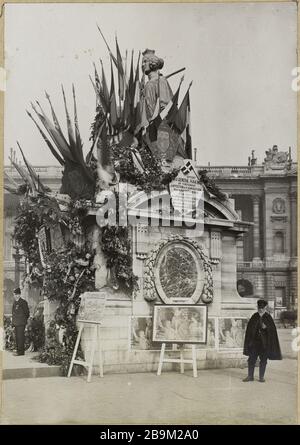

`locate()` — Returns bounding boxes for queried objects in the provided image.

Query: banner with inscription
[169,160,204,216]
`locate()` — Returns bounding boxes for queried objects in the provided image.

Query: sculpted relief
[272,198,285,214]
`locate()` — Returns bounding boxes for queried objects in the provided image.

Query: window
[273,231,284,254]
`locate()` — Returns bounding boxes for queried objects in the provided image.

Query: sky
[4,2,297,166]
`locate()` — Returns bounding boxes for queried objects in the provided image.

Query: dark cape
[243,312,282,360]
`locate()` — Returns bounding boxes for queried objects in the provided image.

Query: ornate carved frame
[143,235,213,304]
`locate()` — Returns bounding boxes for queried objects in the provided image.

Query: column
[236,235,244,264]
[290,191,297,259]
[252,195,261,261]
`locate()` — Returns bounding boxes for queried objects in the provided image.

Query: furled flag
[128,51,135,105]
[62,85,76,153]
[26,110,65,166]
[31,101,74,162]
[94,63,101,93]
[9,156,34,193]
[115,37,125,101]
[17,142,47,193]
[109,58,118,129]
[96,121,117,185]
[173,82,193,159]
[100,59,110,112]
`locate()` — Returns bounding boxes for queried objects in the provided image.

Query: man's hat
[257,299,268,308]
[13,287,21,295]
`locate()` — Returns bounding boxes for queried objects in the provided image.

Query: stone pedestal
[80,171,255,374]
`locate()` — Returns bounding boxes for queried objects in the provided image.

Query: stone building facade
[3,145,297,320]
[198,146,297,318]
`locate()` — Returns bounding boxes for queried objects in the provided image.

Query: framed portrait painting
[129,316,173,351]
[152,304,208,344]
[218,317,248,349]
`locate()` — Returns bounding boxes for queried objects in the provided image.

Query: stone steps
[2,350,61,380]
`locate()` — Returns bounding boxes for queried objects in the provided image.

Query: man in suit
[243,299,282,382]
[12,287,30,356]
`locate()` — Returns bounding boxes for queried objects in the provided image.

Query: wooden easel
[157,343,198,378]
[67,320,103,382]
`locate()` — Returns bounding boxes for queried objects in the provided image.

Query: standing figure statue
[142,49,173,120]
[141,49,186,165]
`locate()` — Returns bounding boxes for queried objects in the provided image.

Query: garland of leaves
[112,142,179,193]
[101,226,138,292]
[12,194,96,374]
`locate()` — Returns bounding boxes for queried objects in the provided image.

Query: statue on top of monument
[141,49,188,166]
[141,49,173,120]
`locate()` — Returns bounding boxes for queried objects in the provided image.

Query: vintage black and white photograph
[1,2,298,426]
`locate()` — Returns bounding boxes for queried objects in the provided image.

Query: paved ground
[0,358,298,425]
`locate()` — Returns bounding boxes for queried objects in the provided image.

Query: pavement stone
[0,358,297,425]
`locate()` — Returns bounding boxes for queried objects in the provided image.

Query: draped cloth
[144,74,173,120]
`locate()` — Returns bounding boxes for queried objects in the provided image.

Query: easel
[67,320,103,382]
[157,343,198,378]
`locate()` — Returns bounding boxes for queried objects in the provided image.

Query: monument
[6,33,256,375]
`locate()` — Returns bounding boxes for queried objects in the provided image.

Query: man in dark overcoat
[11,287,30,356]
[243,299,282,382]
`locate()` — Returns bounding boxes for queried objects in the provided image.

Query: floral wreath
[143,235,213,304]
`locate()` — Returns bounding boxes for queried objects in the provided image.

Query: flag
[100,59,110,112]
[9,157,33,190]
[4,170,19,188]
[163,76,184,123]
[128,50,135,104]
[173,83,192,159]
[181,160,194,175]
[89,75,98,98]
[123,86,131,127]
[148,77,184,142]
[96,24,118,68]
[26,110,65,166]
[173,82,192,133]
[17,142,38,191]
[61,85,76,153]
[32,101,74,162]
[4,184,22,195]
[17,142,51,193]
[94,63,101,93]
[131,148,145,173]
[109,58,118,128]
[72,85,83,157]
[96,121,116,185]
[45,91,63,134]
[72,85,95,183]
[115,37,125,101]
[134,97,149,135]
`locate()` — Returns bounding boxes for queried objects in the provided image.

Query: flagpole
[124,50,128,89]
[158,70,160,113]
[165,67,186,80]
